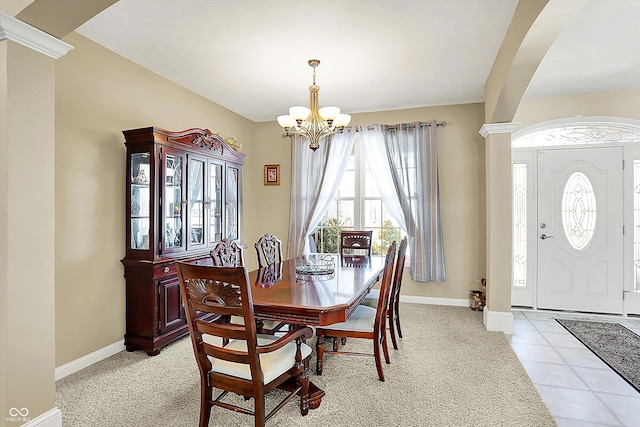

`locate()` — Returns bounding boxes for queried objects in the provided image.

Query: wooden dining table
[246,254,385,409]
[248,254,385,326]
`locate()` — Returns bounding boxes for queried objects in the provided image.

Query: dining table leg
[316,332,325,375]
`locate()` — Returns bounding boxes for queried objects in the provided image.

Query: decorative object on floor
[277,59,351,151]
[556,319,640,392]
[263,164,280,185]
[469,290,486,311]
[56,304,555,426]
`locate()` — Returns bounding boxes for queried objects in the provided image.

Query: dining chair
[361,237,408,350]
[254,233,283,267]
[210,238,247,267]
[315,241,397,382]
[340,230,373,256]
[211,238,284,335]
[175,262,313,427]
[340,254,372,268]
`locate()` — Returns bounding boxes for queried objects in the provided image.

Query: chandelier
[277,59,351,151]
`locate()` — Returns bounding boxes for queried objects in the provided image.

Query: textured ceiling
[76,0,640,123]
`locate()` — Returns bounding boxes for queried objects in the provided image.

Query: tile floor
[508,309,640,427]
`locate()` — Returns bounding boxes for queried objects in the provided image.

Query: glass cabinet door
[164,151,184,252]
[209,161,223,243]
[187,156,205,249]
[226,165,240,240]
[130,152,150,250]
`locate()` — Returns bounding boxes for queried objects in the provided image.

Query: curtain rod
[360,121,447,131]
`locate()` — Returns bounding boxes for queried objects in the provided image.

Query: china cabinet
[121,126,245,355]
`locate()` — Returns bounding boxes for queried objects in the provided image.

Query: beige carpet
[56,304,555,426]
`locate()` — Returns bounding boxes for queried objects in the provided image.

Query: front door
[537,147,623,314]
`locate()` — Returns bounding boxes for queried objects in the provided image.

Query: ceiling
[76,0,640,123]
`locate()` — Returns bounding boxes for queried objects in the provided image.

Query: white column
[1,12,72,427]
[479,122,519,334]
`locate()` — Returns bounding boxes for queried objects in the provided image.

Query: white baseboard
[400,295,469,307]
[20,407,61,427]
[55,340,125,381]
[483,306,514,334]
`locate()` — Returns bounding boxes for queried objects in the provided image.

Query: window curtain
[359,121,446,282]
[287,130,356,258]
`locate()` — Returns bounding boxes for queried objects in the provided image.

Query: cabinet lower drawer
[153,262,177,278]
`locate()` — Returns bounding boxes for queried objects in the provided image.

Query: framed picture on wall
[264,164,280,185]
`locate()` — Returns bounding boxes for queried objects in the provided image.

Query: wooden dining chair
[340,230,373,256]
[210,238,247,267]
[340,255,372,268]
[175,262,313,427]
[361,237,408,350]
[315,241,397,382]
[254,233,283,268]
[211,238,284,336]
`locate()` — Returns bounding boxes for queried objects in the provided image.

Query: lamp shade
[318,106,340,121]
[277,115,296,129]
[333,114,351,127]
[289,106,311,121]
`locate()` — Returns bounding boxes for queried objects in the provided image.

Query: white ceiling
[76,0,640,123]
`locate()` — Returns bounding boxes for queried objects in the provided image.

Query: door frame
[511,116,640,315]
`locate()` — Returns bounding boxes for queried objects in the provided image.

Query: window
[562,172,597,251]
[311,137,405,255]
[512,162,527,287]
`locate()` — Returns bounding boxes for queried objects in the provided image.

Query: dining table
[248,254,385,326]
[247,253,385,409]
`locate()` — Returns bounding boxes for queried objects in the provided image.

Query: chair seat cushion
[209,335,312,384]
[360,289,380,308]
[320,305,377,333]
[229,315,282,331]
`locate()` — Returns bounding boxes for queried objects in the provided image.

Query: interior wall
[54,32,256,366]
[252,103,487,301]
[2,39,57,421]
[515,88,640,128]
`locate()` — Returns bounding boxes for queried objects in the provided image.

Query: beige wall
[352,106,487,299]
[54,32,256,366]
[251,104,488,300]
[515,88,640,129]
[1,39,57,421]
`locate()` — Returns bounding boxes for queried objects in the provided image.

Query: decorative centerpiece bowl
[295,254,335,275]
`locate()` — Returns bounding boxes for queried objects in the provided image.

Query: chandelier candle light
[277,59,351,151]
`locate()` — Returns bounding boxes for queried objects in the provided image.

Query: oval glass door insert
[562,171,596,250]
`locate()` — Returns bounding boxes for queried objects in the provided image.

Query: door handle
[540,234,555,240]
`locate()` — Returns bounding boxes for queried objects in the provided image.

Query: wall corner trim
[483,306,514,334]
[479,122,519,138]
[0,12,73,59]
